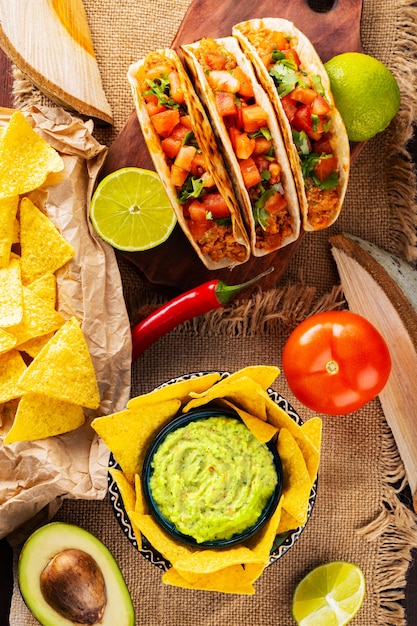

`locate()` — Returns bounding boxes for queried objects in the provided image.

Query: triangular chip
[126,372,221,410]
[19,197,75,283]
[224,365,280,390]
[0,111,64,199]
[109,468,137,515]
[162,564,256,595]
[174,545,264,578]
[17,316,100,409]
[18,332,55,358]
[91,398,181,482]
[4,392,85,444]
[0,257,23,327]
[277,428,312,526]
[26,273,56,309]
[0,350,26,403]
[0,195,18,267]
[245,497,284,562]
[0,327,16,354]
[217,398,277,442]
[7,286,64,347]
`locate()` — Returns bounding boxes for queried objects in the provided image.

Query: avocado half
[18,522,135,626]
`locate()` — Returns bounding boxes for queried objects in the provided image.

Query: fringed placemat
[8,0,417,624]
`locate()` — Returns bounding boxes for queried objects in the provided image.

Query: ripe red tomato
[282,311,391,415]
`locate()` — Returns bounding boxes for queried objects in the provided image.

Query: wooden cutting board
[101,0,364,294]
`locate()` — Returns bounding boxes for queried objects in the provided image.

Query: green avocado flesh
[18,522,135,626]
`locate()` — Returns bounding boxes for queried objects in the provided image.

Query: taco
[127,49,250,269]
[181,37,301,256]
[233,18,350,232]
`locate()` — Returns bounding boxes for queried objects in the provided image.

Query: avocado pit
[40,548,107,625]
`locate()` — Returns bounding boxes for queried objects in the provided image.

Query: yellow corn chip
[0,257,23,327]
[0,195,18,267]
[162,564,256,595]
[134,473,147,514]
[174,545,264,578]
[277,428,312,526]
[217,398,277,442]
[184,376,268,421]
[302,416,323,450]
[126,372,221,410]
[0,350,26,403]
[0,328,16,354]
[18,332,55,358]
[0,111,64,199]
[91,398,181,482]
[224,365,280,390]
[128,512,195,565]
[17,316,100,409]
[245,497,283,562]
[19,197,75,283]
[7,286,64,347]
[109,468,136,514]
[4,392,85,444]
[26,273,56,309]
[276,509,301,535]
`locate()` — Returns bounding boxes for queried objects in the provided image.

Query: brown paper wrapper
[0,105,132,541]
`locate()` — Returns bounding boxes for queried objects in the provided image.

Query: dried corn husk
[0,0,113,124]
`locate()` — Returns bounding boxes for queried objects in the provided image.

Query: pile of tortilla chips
[92,365,322,595]
[0,111,100,444]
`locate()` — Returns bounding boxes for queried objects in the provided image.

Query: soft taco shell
[233,18,350,232]
[181,37,301,257]
[128,49,250,269]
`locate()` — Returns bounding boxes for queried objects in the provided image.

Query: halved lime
[89,167,176,251]
[292,561,366,626]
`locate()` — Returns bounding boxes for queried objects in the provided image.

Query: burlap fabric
[9,0,417,624]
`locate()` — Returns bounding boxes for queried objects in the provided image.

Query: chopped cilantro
[178,176,204,204]
[253,183,282,229]
[144,74,180,110]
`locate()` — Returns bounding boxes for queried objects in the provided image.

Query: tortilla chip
[174,545,264,578]
[17,316,100,409]
[126,372,222,410]
[4,392,85,444]
[162,564,256,595]
[0,350,26,403]
[224,365,280,390]
[8,286,64,347]
[0,195,18,267]
[0,328,16,354]
[109,468,137,514]
[18,332,55,358]
[26,273,56,309]
[245,497,283,562]
[128,512,195,565]
[0,111,64,199]
[134,473,147,514]
[218,398,277,442]
[0,257,23,327]
[302,416,323,450]
[277,428,312,526]
[19,197,75,284]
[276,509,301,534]
[91,398,181,482]
[184,376,269,421]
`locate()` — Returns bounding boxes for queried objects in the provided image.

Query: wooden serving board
[101,0,364,295]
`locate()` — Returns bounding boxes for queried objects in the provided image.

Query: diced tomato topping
[168,71,184,104]
[231,66,254,99]
[202,52,228,71]
[264,191,288,215]
[290,85,317,105]
[313,156,338,183]
[170,164,188,188]
[270,31,289,50]
[235,131,256,160]
[314,135,333,155]
[188,200,208,222]
[161,135,182,159]
[280,48,301,68]
[180,115,192,129]
[174,145,197,172]
[215,91,237,117]
[253,136,273,155]
[202,193,230,218]
[170,123,189,142]
[151,109,180,138]
[311,94,332,116]
[241,104,269,133]
[292,104,323,141]
[239,157,262,188]
[190,152,206,176]
[280,95,298,123]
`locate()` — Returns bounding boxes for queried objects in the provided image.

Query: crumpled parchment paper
[0,105,132,542]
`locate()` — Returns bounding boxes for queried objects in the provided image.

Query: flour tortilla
[181,36,301,256]
[128,49,250,269]
[233,18,350,232]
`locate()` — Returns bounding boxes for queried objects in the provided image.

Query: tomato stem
[325,360,339,375]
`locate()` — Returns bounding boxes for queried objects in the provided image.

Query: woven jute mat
[9,0,417,624]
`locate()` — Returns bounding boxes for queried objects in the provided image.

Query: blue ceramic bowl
[142,407,283,548]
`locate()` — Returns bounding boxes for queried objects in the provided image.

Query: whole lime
[325,52,400,142]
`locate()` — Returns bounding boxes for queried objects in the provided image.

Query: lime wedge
[89,167,176,251]
[292,561,366,626]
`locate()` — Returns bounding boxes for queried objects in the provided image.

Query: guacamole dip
[149,415,278,543]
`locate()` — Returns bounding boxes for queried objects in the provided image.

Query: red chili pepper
[131,267,273,361]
